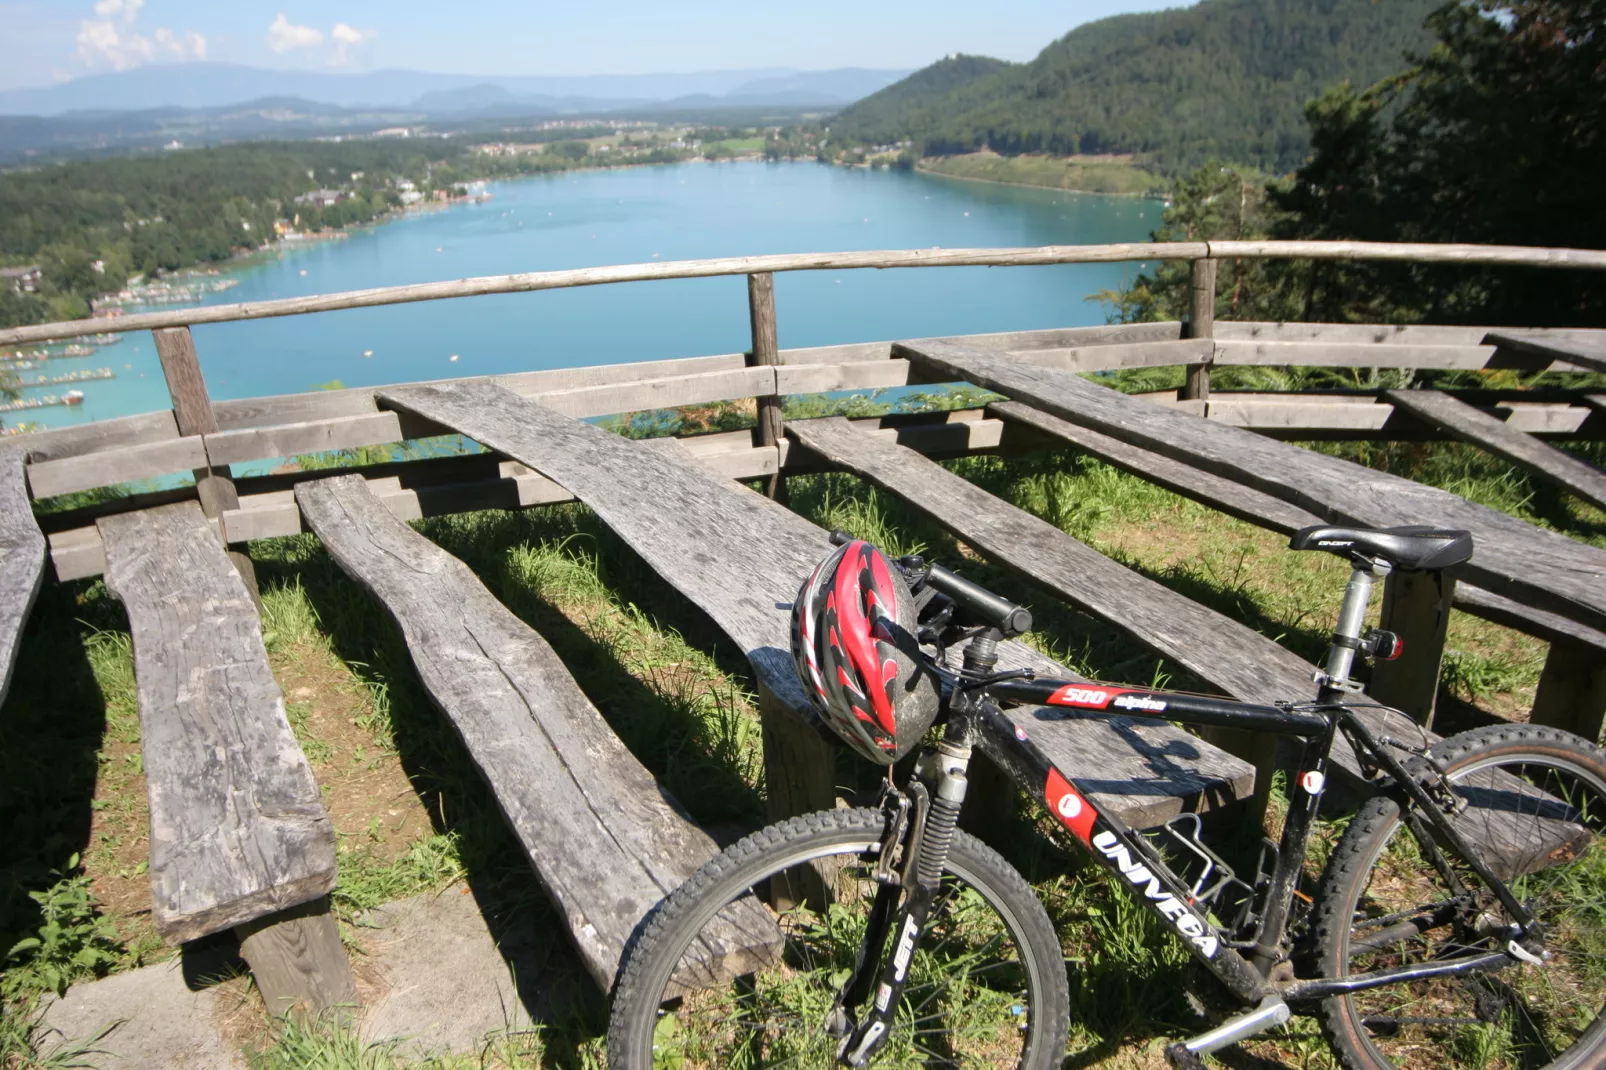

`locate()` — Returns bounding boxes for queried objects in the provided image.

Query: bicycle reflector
[1360,629,1404,661]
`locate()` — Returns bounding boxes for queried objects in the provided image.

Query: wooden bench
[378,380,1256,832]
[97,502,354,1017]
[294,474,777,990]
[0,445,45,708]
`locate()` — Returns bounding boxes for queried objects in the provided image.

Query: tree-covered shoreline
[0,128,727,330]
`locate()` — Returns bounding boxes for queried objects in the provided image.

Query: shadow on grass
[0,580,121,995]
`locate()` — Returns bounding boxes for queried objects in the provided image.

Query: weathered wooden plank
[214,386,384,432]
[378,380,1256,828]
[535,367,774,419]
[204,412,406,468]
[790,417,1312,706]
[1216,322,1493,346]
[97,501,337,943]
[1215,341,1497,370]
[295,474,777,989]
[0,446,45,707]
[903,338,1606,634]
[774,359,914,394]
[1486,332,1606,375]
[26,435,209,500]
[916,321,1185,354]
[775,341,894,365]
[500,352,749,392]
[10,410,179,463]
[1009,339,1213,373]
[1385,389,1606,513]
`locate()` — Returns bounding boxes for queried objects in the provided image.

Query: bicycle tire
[1311,724,1606,1070]
[607,806,1070,1068]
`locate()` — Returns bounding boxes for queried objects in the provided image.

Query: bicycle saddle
[1289,524,1473,570]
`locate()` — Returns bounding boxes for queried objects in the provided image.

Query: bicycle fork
[833,740,973,1066]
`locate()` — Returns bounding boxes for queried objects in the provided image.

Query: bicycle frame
[933,675,1536,1008]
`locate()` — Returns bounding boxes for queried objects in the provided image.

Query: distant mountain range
[0,63,909,117]
[832,0,1439,174]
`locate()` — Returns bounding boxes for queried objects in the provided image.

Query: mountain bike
[607,524,1606,1069]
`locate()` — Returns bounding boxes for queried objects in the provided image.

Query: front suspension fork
[835,741,972,1066]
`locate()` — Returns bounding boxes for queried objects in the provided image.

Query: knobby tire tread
[607,806,1070,1069]
[1310,723,1606,1070]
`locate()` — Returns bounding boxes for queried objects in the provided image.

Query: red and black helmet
[790,539,941,765]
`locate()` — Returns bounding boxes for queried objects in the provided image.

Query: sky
[0,0,1175,91]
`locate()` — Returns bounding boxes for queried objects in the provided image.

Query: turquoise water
[17,162,1165,431]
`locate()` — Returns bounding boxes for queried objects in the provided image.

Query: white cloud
[328,22,376,66]
[267,13,323,54]
[77,0,206,71]
[92,0,142,22]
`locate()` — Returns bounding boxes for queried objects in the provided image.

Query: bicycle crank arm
[1165,996,1290,1069]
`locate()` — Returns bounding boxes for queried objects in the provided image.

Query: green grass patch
[919,151,1166,196]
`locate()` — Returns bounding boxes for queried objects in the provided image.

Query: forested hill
[831,0,1440,174]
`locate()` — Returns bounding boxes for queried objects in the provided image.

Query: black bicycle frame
[944,675,1531,1007]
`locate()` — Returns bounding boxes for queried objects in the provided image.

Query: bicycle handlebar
[828,530,1032,637]
[923,563,1033,638]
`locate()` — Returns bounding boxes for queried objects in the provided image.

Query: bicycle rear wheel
[607,807,1069,1068]
[1312,724,1606,1070]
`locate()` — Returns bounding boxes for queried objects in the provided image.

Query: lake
[14,161,1165,431]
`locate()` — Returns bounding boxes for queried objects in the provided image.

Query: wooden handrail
[3,240,1604,347]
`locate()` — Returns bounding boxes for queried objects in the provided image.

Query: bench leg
[1369,569,1456,728]
[759,687,837,824]
[1199,726,1278,830]
[234,896,358,1022]
[1530,639,1606,744]
[758,687,840,911]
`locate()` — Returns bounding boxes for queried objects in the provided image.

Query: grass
[1,379,1597,1067]
[918,152,1167,196]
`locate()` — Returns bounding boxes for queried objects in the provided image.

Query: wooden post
[1531,641,1606,744]
[1369,569,1457,728]
[234,896,358,1021]
[153,327,260,606]
[746,273,785,500]
[1182,258,1216,402]
[758,685,837,909]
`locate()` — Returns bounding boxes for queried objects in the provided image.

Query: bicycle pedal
[1166,1043,1209,1070]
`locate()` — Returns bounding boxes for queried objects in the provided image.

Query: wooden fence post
[1530,642,1606,744]
[746,273,785,500]
[1369,569,1456,728]
[152,326,260,606]
[1182,258,1216,402]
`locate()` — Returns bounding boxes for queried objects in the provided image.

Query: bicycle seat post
[1318,557,1391,701]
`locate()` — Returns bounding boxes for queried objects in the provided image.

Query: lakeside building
[1,265,41,294]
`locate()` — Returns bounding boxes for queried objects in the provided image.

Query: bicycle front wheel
[607,806,1069,1068]
[1312,724,1606,1070]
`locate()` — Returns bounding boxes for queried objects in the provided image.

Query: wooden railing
[2,240,1605,347]
[5,240,1605,586]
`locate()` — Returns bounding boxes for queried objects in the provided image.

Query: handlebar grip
[924,563,1032,637]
